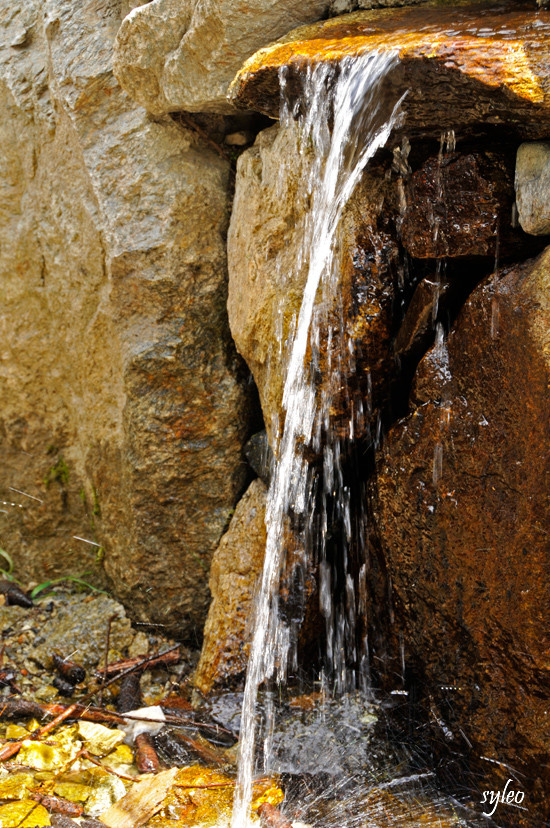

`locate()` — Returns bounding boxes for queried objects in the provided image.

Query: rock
[32,594,134,670]
[230,3,550,140]
[194,479,267,694]
[227,123,400,446]
[370,247,550,823]
[401,152,515,258]
[244,431,273,486]
[113,0,331,114]
[224,131,254,147]
[0,0,252,634]
[330,0,426,12]
[393,277,449,365]
[515,141,550,235]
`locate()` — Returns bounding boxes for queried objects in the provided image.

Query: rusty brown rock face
[370,247,550,825]
[230,2,550,141]
[401,152,515,258]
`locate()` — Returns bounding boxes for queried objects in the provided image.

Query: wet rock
[244,431,273,486]
[230,3,550,140]
[370,247,550,824]
[0,0,252,633]
[269,694,380,777]
[228,123,400,446]
[330,0,427,11]
[194,479,267,694]
[401,152,515,258]
[393,277,449,364]
[515,141,550,235]
[113,0,331,115]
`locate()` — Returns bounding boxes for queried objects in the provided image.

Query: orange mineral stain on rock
[230,2,550,139]
[370,246,550,825]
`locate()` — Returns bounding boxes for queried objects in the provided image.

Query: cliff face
[2,1,550,823]
[0,0,253,635]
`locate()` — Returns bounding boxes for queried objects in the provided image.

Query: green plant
[44,457,70,489]
[0,547,14,577]
[30,574,108,600]
[0,547,24,585]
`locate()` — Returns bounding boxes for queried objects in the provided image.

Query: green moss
[44,457,70,489]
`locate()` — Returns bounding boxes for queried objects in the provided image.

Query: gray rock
[32,594,134,669]
[113,0,330,114]
[515,141,550,235]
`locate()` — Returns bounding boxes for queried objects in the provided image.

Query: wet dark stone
[52,676,75,697]
[153,728,194,766]
[401,152,514,259]
[0,580,33,608]
[52,654,86,685]
[116,672,142,713]
[370,247,550,827]
[394,277,450,363]
[244,430,273,485]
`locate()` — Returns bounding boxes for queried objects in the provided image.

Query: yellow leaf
[0,800,50,827]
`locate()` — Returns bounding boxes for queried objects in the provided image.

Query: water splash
[231,51,405,828]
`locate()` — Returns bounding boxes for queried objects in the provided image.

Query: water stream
[231,51,406,828]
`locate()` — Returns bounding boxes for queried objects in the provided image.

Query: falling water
[231,52,405,828]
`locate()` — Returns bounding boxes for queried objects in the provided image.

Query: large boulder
[230,2,550,140]
[0,0,252,635]
[113,0,330,114]
[370,247,550,824]
[227,123,400,446]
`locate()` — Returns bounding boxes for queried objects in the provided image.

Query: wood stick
[135,733,160,774]
[179,113,232,163]
[95,645,181,678]
[0,649,178,762]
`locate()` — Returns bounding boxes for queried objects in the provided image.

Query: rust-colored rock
[370,247,550,826]
[230,2,550,140]
[401,152,515,258]
[393,277,449,363]
[194,480,268,695]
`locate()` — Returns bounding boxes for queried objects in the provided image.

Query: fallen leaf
[100,767,178,828]
[0,800,50,827]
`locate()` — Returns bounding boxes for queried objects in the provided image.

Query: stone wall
[0,0,254,635]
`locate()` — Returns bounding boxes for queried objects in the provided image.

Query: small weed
[0,547,14,576]
[30,574,108,600]
[44,457,70,489]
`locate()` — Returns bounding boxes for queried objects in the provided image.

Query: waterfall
[231,51,405,828]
